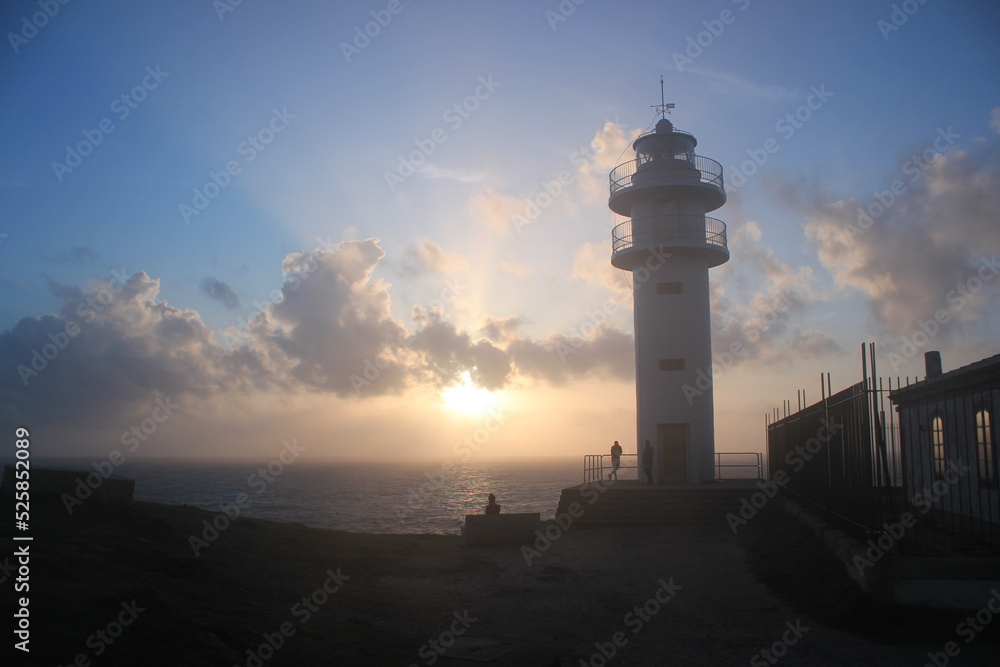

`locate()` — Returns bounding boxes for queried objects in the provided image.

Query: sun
[441,371,500,417]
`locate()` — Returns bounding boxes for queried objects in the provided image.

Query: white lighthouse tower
[609,88,728,483]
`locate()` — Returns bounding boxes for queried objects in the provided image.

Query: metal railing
[583,454,637,484]
[582,452,760,483]
[715,452,763,480]
[609,155,724,196]
[611,216,728,254]
[767,343,1000,556]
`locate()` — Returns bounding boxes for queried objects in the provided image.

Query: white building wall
[632,255,715,482]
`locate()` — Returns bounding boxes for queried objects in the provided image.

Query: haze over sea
[36,457,623,535]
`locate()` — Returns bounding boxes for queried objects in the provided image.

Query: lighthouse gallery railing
[609,155,724,196]
[611,216,728,254]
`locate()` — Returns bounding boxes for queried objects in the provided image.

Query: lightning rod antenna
[651,75,675,119]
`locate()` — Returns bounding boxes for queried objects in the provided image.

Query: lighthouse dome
[655,118,674,134]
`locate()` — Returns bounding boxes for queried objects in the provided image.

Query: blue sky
[2,0,999,459]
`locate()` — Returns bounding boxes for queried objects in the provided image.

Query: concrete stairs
[555,480,761,525]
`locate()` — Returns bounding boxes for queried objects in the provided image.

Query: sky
[1,0,999,462]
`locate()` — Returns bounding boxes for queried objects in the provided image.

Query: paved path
[379,518,1000,666]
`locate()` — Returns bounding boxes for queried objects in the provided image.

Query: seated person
[485,493,501,514]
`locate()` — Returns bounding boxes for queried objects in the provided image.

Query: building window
[657,282,683,295]
[976,408,995,485]
[931,415,946,478]
[659,359,685,371]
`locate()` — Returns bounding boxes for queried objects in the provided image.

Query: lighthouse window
[657,282,683,295]
[659,359,685,371]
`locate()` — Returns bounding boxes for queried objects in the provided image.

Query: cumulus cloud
[576,121,641,205]
[479,315,522,344]
[507,322,633,385]
[200,276,241,309]
[406,307,511,390]
[567,222,838,367]
[711,221,840,366]
[0,272,275,430]
[800,115,1000,339]
[1,238,635,438]
[260,239,410,395]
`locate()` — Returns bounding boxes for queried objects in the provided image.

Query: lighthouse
[609,90,728,483]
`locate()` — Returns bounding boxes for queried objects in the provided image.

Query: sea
[34,457,634,535]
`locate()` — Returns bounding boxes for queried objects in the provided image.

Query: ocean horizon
[26,456,638,535]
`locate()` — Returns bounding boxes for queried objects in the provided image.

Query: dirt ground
[3,496,999,666]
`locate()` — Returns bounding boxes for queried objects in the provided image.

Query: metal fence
[715,452,763,480]
[581,452,761,483]
[766,344,1000,556]
[583,454,637,483]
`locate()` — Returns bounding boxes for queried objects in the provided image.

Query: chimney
[925,351,943,378]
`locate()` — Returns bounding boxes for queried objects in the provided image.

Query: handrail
[715,452,763,480]
[583,451,762,483]
[611,216,727,254]
[583,454,638,484]
[609,155,724,196]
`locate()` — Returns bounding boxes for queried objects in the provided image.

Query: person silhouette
[642,440,654,484]
[485,493,501,514]
[608,440,623,480]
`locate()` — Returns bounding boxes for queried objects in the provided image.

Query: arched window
[976,408,995,485]
[931,415,946,479]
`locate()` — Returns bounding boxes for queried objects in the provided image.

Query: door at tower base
[657,423,689,480]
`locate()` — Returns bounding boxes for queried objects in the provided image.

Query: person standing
[642,440,654,484]
[608,440,623,480]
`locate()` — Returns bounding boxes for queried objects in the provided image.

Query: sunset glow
[0,2,997,462]
[442,371,501,418]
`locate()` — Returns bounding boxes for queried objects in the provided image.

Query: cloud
[479,315,522,344]
[406,307,511,391]
[682,68,800,103]
[800,117,1000,340]
[507,322,633,385]
[465,121,640,235]
[259,239,410,395]
[711,221,839,366]
[571,241,630,303]
[417,162,484,184]
[576,121,641,205]
[1,238,637,440]
[398,238,471,277]
[200,276,241,309]
[0,272,276,430]
[468,186,524,235]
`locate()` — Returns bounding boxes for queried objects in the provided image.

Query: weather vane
[651,75,675,118]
